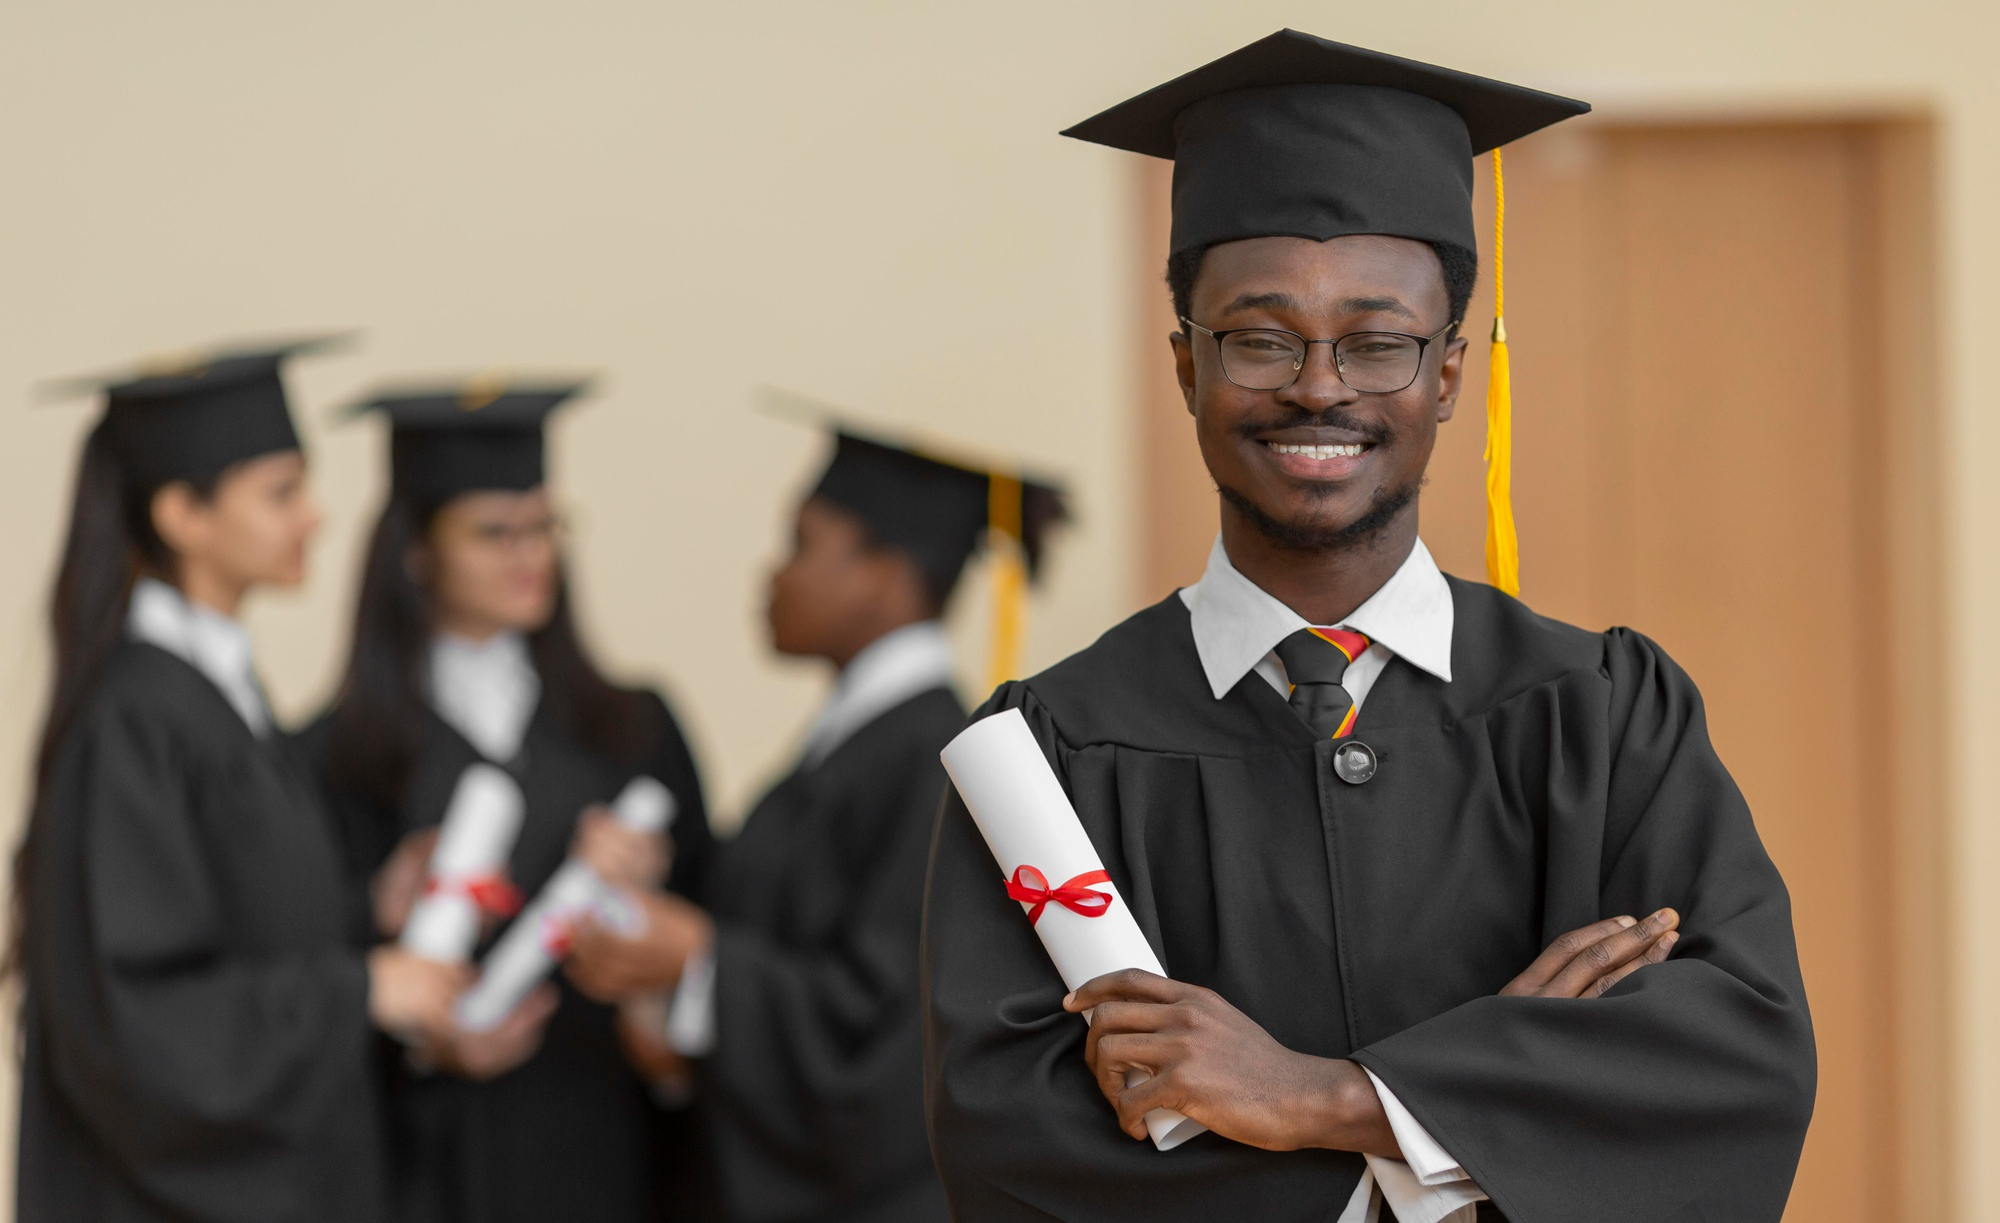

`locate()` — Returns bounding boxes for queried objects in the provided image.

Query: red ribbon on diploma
[1006,865,1114,925]
[423,873,524,918]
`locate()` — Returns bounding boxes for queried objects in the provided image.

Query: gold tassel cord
[986,473,1027,691]
[1483,148,1520,597]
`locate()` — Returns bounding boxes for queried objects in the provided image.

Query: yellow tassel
[1483,148,1520,597]
[986,474,1027,689]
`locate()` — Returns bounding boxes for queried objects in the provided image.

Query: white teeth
[1268,442,1366,459]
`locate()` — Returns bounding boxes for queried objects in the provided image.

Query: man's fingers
[1111,1068,1186,1139]
[1503,916,1637,995]
[1547,908,1680,998]
[1064,968,1188,1013]
[1584,931,1680,999]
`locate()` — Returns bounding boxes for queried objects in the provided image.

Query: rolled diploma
[940,708,1207,1151]
[401,763,527,964]
[455,776,678,1032]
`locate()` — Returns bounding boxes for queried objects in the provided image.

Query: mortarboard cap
[766,389,1069,686]
[346,375,591,504]
[48,335,343,487]
[1061,29,1588,257]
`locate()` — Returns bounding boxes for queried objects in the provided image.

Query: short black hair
[1166,239,1479,337]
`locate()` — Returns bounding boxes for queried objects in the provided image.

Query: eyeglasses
[449,513,567,552]
[1180,317,1457,394]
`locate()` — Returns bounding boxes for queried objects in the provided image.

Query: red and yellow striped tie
[1273,627,1372,740]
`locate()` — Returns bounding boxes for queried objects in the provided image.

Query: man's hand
[572,806,672,892]
[423,984,560,1081]
[1064,969,1398,1154]
[565,891,715,1002]
[372,828,439,938]
[1500,909,1680,998]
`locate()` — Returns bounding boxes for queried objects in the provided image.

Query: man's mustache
[1231,407,1393,445]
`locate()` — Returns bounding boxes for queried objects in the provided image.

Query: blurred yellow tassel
[1483,149,1520,597]
[987,474,1026,689]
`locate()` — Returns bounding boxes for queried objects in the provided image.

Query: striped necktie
[1273,627,1372,740]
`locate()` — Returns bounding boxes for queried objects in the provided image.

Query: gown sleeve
[699,743,944,1203]
[29,699,374,1223]
[922,684,1364,1223]
[1350,628,1816,1223]
[645,690,716,904]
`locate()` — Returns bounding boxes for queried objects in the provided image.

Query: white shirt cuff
[1346,1069,1484,1223]
[663,945,717,1056]
[1365,1069,1476,1186]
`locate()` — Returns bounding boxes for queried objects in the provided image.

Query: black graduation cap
[811,429,1068,600]
[49,336,342,486]
[346,376,591,504]
[1061,29,1589,256]
[766,386,1067,597]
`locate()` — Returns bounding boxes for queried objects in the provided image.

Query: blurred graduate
[564,409,1066,1223]
[922,31,1815,1223]
[12,341,466,1223]
[299,378,716,1223]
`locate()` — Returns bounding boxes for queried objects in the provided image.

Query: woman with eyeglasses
[301,380,714,1223]
[13,341,466,1223]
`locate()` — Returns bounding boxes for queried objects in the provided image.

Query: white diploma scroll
[455,776,678,1032]
[400,763,527,964]
[940,708,1207,1151]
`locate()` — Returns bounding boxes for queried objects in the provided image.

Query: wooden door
[1130,118,1945,1222]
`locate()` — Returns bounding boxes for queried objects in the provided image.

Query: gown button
[1333,740,1377,785]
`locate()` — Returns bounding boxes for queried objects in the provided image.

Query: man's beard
[1218,474,1420,552]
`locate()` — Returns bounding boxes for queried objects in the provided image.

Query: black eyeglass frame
[1178,316,1460,394]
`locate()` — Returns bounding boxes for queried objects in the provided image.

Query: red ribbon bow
[1006,865,1114,925]
[424,873,524,918]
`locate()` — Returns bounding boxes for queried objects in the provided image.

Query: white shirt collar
[126,577,272,736]
[428,631,542,763]
[801,620,956,767]
[1179,534,1455,701]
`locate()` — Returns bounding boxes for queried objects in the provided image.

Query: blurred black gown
[18,642,384,1223]
[301,688,714,1223]
[924,581,1817,1223]
[693,686,961,1223]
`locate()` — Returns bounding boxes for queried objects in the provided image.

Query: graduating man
[922,31,1815,1223]
[566,418,1066,1223]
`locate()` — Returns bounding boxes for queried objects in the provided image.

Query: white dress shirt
[126,578,272,737]
[428,631,542,763]
[662,620,958,1059]
[1179,536,1482,1223]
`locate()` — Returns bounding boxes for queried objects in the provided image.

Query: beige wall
[2,1,1995,1216]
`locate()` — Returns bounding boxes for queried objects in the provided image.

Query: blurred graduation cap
[343,375,592,503]
[764,387,1069,687]
[1064,30,1590,596]
[44,334,347,486]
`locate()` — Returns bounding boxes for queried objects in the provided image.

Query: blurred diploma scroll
[940,708,1208,1151]
[455,776,678,1032]
[401,764,527,963]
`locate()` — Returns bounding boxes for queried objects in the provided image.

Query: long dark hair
[8,422,217,982]
[323,490,659,808]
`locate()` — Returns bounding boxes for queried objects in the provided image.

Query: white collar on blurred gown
[800,619,955,769]
[429,631,541,763]
[126,577,272,737]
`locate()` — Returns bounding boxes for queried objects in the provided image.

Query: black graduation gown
[923,581,1816,1223]
[17,642,383,1223]
[301,690,715,1223]
[695,686,962,1223]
